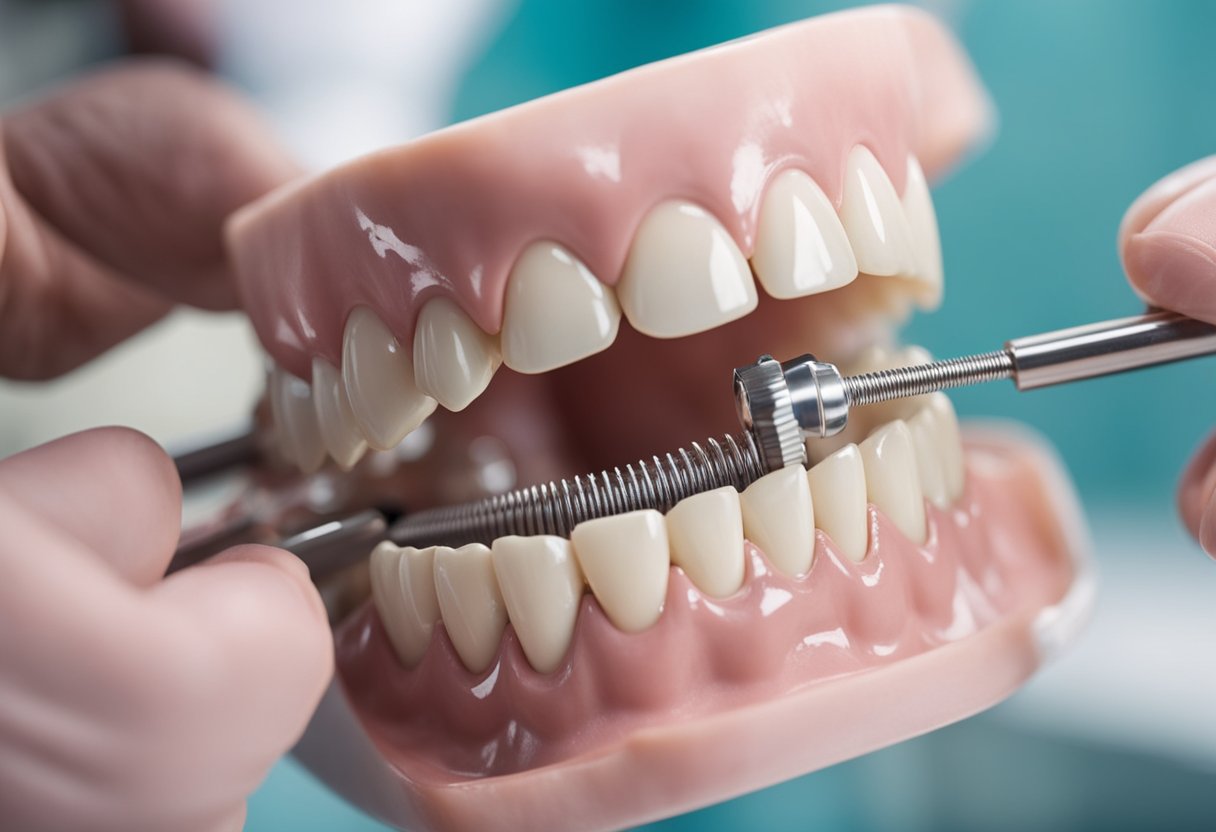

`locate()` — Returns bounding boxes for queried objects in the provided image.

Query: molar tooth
[502,242,621,373]
[859,421,926,544]
[901,155,945,310]
[752,169,858,299]
[839,146,917,278]
[491,535,584,674]
[571,509,669,632]
[270,366,325,473]
[665,487,745,597]
[740,466,815,577]
[433,543,507,674]
[342,307,437,450]
[413,297,500,412]
[617,201,757,338]
[807,444,868,562]
[311,358,367,470]
[369,542,441,667]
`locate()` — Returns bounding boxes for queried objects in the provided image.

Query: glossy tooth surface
[839,146,917,278]
[271,366,325,473]
[859,421,926,544]
[433,543,507,674]
[311,358,367,470]
[571,509,669,632]
[369,542,441,667]
[617,201,757,338]
[413,297,500,412]
[343,306,437,450]
[807,444,868,562]
[908,402,950,509]
[927,392,966,501]
[502,242,621,373]
[665,487,745,597]
[740,465,815,577]
[901,155,945,309]
[491,535,584,674]
[752,169,858,299]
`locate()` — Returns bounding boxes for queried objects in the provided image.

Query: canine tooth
[752,169,858,299]
[740,466,815,577]
[839,146,917,278]
[369,542,441,667]
[665,487,745,597]
[901,155,944,309]
[807,444,868,562]
[502,242,621,373]
[311,358,368,470]
[342,306,437,450]
[413,297,500,412]
[617,201,757,338]
[908,401,950,509]
[491,535,584,674]
[433,543,507,673]
[859,421,926,544]
[571,509,669,632]
[271,366,325,473]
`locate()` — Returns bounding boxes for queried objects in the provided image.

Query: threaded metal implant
[842,349,1015,407]
[389,432,768,549]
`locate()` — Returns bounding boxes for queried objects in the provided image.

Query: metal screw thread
[389,432,768,549]
[842,349,1016,407]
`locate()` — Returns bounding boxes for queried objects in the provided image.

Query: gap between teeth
[266,149,943,473]
[369,380,965,676]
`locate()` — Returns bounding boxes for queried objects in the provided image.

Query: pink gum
[226,5,991,379]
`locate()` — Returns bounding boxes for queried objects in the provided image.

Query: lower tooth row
[370,393,965,676]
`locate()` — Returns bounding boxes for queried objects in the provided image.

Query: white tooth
[665,486,745,597]
[342,306,437,450]
[266,366,295,466]
[502,242,621,373]
[491,535,584,674]
[928,392,966,501]
[617,201,757,338]
[838,146,917,278]
[859,421,926,544]
[752,169,858,299]
[271,366,325,473]
[413,297,500,412]
[807,444,868,562]
[740,466,815,577]
[369,542,441,667]
[571,509,669,632]
[908,404,950,509]
[901,155,944,309]
[311,358,367,470]
[432,543,507,673]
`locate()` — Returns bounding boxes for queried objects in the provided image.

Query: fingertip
[1119,155,1216,253]
[207,544,327,625]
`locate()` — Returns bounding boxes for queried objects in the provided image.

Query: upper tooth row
[269,148,941,471]
[370,391,964,677]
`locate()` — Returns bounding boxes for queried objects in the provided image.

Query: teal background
[247,1,1216,829]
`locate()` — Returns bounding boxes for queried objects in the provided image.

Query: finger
[1118,156,1216,324]
[0,427,181,586]
[1178,428,1216,544]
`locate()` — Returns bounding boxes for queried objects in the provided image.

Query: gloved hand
[1120,156,1216,556]
[0,62,332,832]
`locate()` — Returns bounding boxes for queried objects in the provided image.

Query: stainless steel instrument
[171,309,1216,576]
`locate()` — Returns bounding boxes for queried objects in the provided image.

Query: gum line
[335,456,1067,782]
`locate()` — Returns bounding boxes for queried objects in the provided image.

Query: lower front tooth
[271,366,325,473]
[342,306,437,450]
[571,509,670,632]
[311,358,368,470]
[908,404,950,509]
[740,466,815,577]
[859,421,926,544]
[665,487,745,598]
[491,535,584,674]
[433,543,508,673]
[413,297,500,412]
[926,392,966,501]
[807,444,868,562]
[370,542,441,667]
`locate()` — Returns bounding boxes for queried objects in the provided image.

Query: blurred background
[2,0,1215,828]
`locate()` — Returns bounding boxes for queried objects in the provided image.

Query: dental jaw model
[225,6,1092,831]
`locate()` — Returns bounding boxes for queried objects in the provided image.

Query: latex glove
[0,63,332,831]
[1120,156,1216,556]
